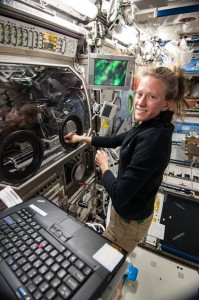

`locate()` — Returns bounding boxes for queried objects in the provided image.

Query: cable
[106,199,112,228]
[190,156,198,190]
[91,223,106,232]
[86,223,97,231]
[92,113,101,121]
[105,148,117,176]
[86,222,105,233]
[113,96,122,111]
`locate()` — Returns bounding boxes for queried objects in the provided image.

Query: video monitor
[88,53,134,90]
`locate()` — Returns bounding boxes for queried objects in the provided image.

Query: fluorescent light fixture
[56,0,98,20]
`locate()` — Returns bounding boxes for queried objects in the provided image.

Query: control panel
[163,162,199,195]
[0,16,77,57]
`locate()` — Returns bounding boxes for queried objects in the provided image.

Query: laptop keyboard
[0,207,93,300]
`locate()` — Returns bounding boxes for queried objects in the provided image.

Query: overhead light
[55,0,98,20]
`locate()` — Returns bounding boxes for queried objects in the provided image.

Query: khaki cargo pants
[103,208,153,254]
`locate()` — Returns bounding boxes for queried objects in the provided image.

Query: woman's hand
[95,150,109,174]
[64,133,92,144]
[64,132,80,144]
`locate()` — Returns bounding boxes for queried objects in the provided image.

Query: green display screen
[94,59,128,86]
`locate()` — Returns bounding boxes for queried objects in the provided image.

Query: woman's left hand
[95,150,109,174]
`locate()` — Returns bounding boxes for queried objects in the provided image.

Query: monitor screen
[100,101,117,120]
[101,103,112,117]
[94,59,128,87]
[88,53,134,91]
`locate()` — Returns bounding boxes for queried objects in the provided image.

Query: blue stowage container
[126,264,138,281]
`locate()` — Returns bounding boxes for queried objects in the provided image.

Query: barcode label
[0,186,22,208]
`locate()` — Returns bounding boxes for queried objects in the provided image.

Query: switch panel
[0,16,77,58]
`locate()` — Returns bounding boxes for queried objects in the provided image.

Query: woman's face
[134,75,172,123]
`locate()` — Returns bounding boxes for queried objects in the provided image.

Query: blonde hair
[135,66,188,121]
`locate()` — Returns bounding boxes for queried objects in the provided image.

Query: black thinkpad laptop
[0,196,127,300]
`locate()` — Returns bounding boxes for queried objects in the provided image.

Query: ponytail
[169,66,189,121]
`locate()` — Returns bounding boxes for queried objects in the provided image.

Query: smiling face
[134,75,172,123]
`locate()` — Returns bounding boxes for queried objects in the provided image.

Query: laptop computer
[0,195,127,300]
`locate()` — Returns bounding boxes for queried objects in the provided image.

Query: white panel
[123,246,199,300]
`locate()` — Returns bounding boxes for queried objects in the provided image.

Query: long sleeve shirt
[91,110,174,220]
